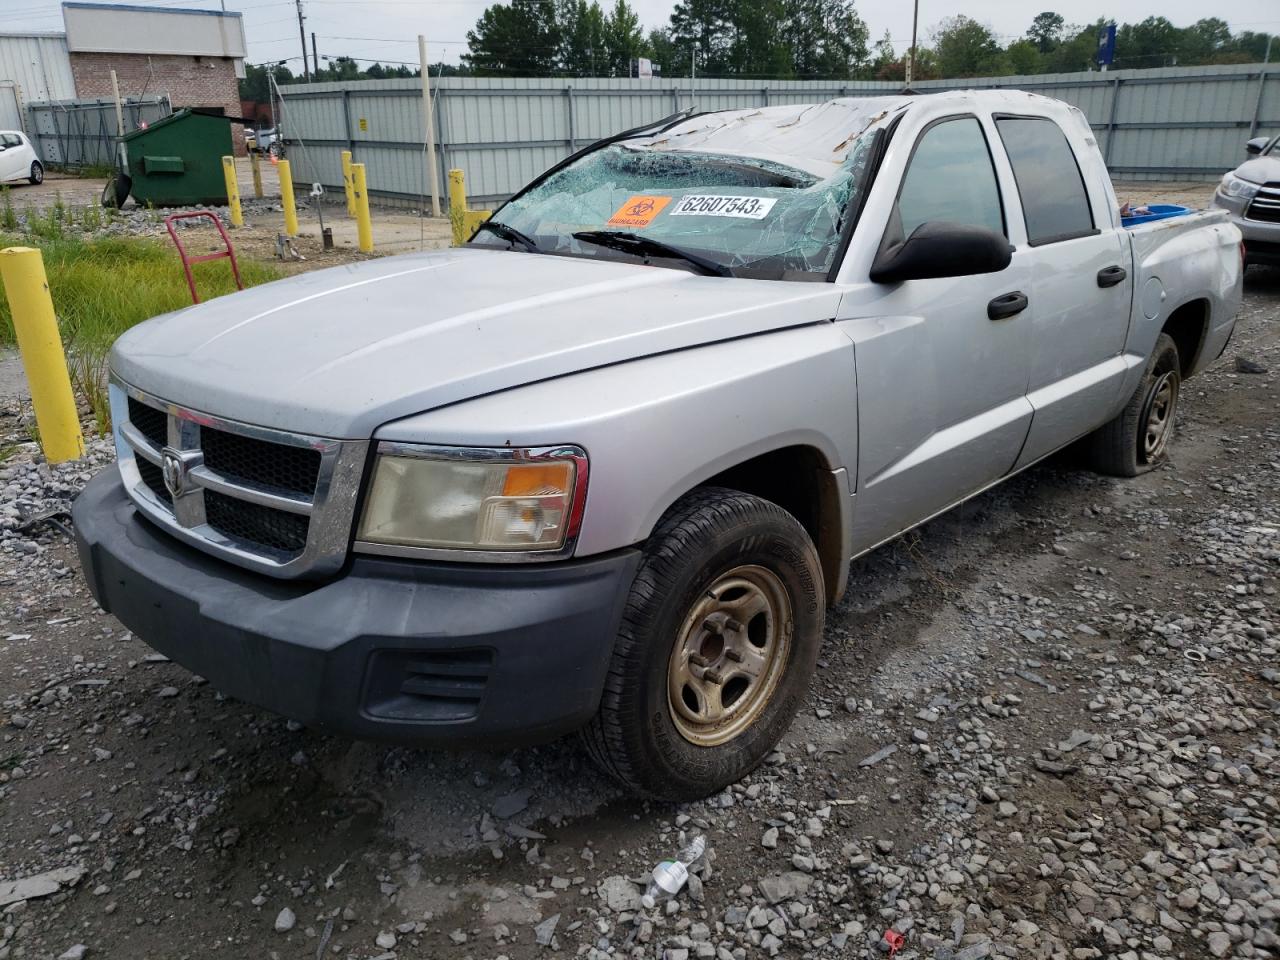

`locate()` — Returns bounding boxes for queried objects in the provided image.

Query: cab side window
[896,117,1005,239]
[995,116,1096,245]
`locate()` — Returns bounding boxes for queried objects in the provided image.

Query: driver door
[837,115,1035,553]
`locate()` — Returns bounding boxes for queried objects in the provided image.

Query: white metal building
[0,32,77,131]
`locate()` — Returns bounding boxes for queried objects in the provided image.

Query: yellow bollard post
[352,163,374,253]
[448,168,468,246]
[448,169,491,247]
[341,150,356,218]
[0,248,85,463]
[221,156,242,228]
[278,159,299,236]
[250,151,264,199]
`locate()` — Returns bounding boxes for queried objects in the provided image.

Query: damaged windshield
[472,117,885,280]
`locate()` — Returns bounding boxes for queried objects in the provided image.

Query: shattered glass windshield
[471,99,902,281]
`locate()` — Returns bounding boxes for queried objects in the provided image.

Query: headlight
[1220,173,1260,200]
[355,443,588,559]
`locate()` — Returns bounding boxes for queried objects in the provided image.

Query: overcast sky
[7,0,1280,70]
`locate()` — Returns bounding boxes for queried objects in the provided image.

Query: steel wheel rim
[1142,371,1177,461]
[667,564,793,747]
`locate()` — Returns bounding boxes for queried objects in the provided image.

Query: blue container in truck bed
[1122,203,1192,226]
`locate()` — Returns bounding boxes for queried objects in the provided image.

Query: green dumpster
[108,109,234,208]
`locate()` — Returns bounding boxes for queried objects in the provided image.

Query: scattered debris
[858,744,898,767]
[533,913,560,947]
[0,865,86,907]
[491,788,533,819]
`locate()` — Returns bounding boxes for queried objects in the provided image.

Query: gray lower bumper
[73,467,641,746]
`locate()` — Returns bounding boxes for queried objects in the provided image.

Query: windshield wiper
[572,230,731,277]
[474,220,539,252]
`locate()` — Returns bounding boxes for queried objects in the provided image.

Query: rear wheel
[1084,332,1181,477]
[581,487,824,800]
[28,161,43,185]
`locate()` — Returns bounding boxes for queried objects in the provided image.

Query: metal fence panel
[279,62,1277,209]
[26,96,171,167]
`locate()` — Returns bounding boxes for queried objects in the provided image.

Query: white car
[0,131,43,186]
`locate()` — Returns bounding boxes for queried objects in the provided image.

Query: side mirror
[870,221,1013,284]
[1246,137,1269,156]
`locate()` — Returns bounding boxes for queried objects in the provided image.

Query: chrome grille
[127,397,167,448]
[1246,183,1280,224]
[111,378,369,579]
[204,490,312,553]
[201,427,321,497]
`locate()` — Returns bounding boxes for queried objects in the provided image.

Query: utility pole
[311,32,320,79]
[295,0,310,82]
[418,35,441,218]
[905,0,919,88]
[691,46,695,80]
[1265,34,1273,64]
[267,65,278,135]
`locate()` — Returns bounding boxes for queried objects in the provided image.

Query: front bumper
[1210,193,1280,265]
[73,468,641,746]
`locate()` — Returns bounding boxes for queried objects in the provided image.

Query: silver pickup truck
[73,90,1242,800]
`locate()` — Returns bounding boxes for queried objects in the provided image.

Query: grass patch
[0,188,17,232]
[0,228,281,435]
[70,162,118,180]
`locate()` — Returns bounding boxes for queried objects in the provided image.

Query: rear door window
[995,117,1096,246]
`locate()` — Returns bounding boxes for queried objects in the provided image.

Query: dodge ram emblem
[161,448,187,498]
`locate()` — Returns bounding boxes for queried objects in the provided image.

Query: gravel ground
[0,197,1276,960]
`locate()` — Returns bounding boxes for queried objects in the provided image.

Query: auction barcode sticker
[669,195,778,220]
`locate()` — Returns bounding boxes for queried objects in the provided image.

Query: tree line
[238,4,1272,94]
[239,58,469,103]
[461,1,1273,80]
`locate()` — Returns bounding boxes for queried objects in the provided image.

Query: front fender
[374,323,859,559]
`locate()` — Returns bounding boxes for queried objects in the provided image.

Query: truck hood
[1234,155,1280,185]
[112,247,842,438]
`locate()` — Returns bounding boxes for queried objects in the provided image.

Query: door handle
[987,291,1029,321]
[1097,264,1127,287]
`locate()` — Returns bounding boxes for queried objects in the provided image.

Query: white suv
[1210,134,1280,269]
[0,131,43,186]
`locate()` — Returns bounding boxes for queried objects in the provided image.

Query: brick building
[64,3,248,152]
[1,3,248,151]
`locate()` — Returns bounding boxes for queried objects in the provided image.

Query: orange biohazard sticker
[606,195,672,228]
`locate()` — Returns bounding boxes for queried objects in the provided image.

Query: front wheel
[581,487,824,800]
[1084,332,1181,477]
[29,161,43,185]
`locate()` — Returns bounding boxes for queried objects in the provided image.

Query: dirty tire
[581,487,824,800]
[1084,332,1181,477]
[28,161,43,186]
[102,175,131,209]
